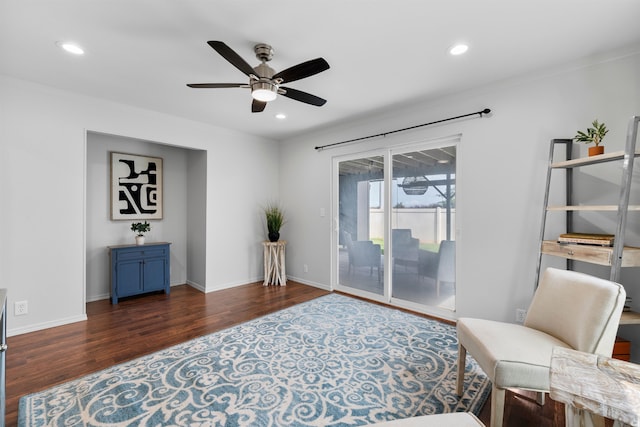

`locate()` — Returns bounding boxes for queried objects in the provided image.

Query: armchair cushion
[457,318,571,390]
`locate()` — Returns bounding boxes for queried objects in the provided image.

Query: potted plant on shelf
[131,221,151,245]
[574,119,609,156]
[264,203,285,242]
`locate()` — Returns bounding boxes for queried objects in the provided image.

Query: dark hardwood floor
[6,282,563,426]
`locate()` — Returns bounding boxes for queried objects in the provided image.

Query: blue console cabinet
[109,242,171,304]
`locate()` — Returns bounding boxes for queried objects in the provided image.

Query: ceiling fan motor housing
[253,62,275,79]
[254,43,274,62]
[251,56,278,101]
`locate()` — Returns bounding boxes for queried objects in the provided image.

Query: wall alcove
[85,131,206,302]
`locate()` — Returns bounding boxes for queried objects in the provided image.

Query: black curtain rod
[314,108,491,151]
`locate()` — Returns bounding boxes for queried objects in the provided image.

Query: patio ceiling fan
[187,41,330,113]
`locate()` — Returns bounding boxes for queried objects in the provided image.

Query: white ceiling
[2,0,640,141]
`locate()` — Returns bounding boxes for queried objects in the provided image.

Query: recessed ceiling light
[275,113,287,120]
[56,41,84,55]
[449,44,469,56]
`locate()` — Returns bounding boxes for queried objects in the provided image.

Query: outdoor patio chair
[391,229,419,269]
[435,240,455,296]
[418,240,455,296]
[343,231,381,280]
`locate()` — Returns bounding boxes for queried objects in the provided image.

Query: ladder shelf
[536,116,640,327]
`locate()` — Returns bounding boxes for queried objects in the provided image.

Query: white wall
[280,49,640,359]
[2,48,640,359]
[86,132,195,301]
[0,75,279,335]
[186,149,207,290]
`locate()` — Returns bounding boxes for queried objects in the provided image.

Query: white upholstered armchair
[456,267,626,427]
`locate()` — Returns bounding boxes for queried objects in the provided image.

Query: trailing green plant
[574,119,609,147]
[131,221,151,236]
[264,203,285,233]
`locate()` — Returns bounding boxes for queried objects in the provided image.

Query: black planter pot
[268,231,280,242]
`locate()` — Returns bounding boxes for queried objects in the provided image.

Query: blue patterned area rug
[19,293,489,426]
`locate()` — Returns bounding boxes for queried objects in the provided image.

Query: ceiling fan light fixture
[251,81,278,102]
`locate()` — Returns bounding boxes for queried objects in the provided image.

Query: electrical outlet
[515,309,527,323]
[15,300,28,316]
[303,264,309,273]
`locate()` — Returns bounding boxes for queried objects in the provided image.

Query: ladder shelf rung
[551,150,640,168]
[541,241,640,267]
[547,205,640,211]
[620,311,640,325]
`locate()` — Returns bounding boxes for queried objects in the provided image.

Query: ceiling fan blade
[272,58,330,84]
[252,99,267,113]
[207,41,256,77]
[187,83,246,88]
[280,87,327,106]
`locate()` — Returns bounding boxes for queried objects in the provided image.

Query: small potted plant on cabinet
[131,221,151,245]
[264,203,285,242]
[574,119,609,156]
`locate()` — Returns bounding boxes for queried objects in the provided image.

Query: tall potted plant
[264,203,285,242]
[131,221,151,245]
[574,119,608,156]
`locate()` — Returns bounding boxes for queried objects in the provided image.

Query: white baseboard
[186,280,205,292]
[87,293,110,302]
[286,276,331,291]
[203,276,262,293]
[86,282,187,302]
[8,314,87,337]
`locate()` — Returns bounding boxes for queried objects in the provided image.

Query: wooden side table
[550,346,640,427]
[263,241,287,286]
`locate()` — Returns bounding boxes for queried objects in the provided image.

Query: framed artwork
[111,152,163,220]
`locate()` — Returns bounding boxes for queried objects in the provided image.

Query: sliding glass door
[335,142,457,312]
[390,147,456,310]
[337,154,385,296]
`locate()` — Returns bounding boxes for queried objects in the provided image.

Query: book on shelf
[557,233,615,246]
[624,297,633,312]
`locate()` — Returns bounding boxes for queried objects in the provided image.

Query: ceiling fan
[187,41,330,113]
